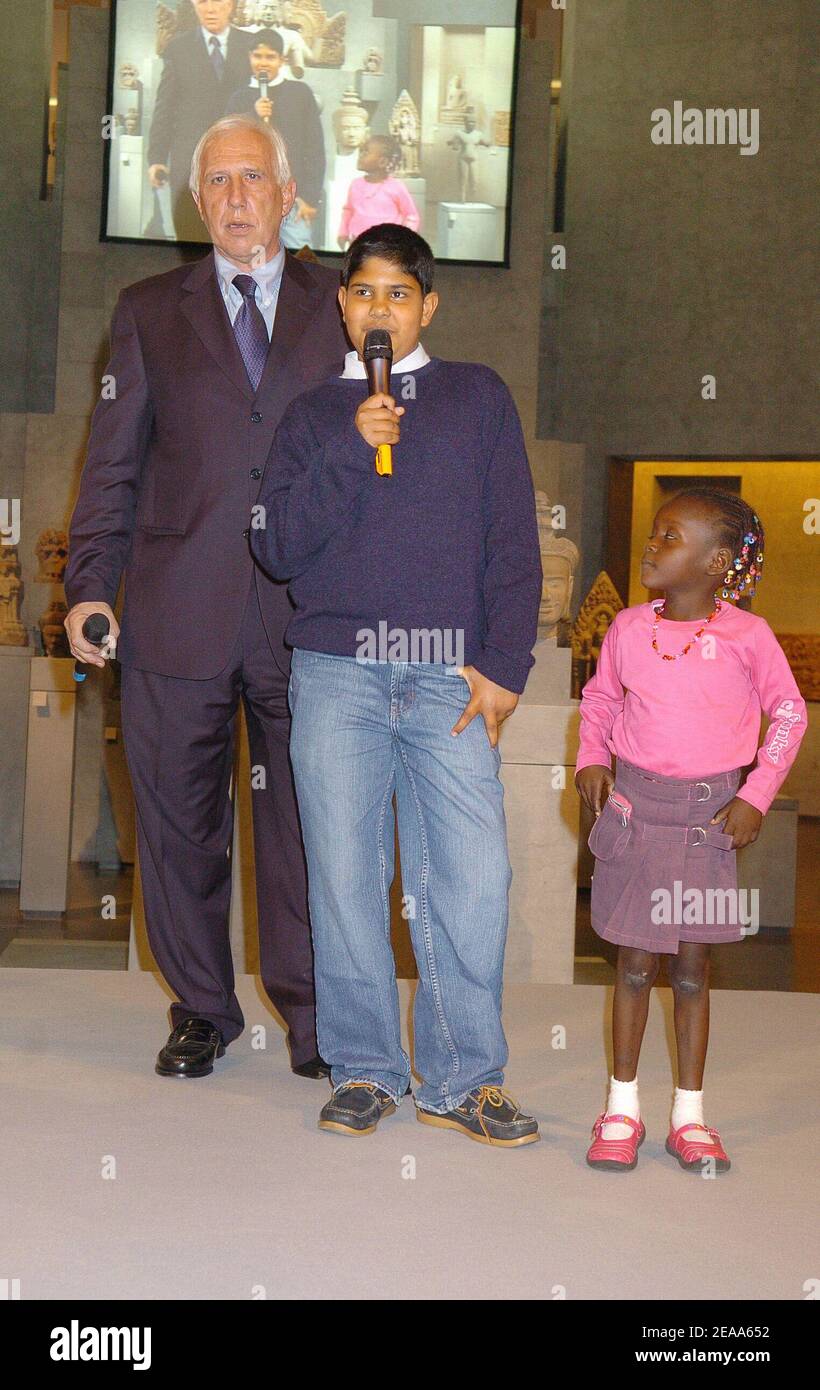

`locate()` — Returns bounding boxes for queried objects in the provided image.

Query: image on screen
[102,0,521,263]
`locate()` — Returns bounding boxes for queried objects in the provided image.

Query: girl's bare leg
[612,946,660,1081]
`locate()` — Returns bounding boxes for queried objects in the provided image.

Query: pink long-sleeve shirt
[576,601,807,815]
[338,177,421,242]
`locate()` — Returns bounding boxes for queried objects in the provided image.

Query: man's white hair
[189,115,292,195]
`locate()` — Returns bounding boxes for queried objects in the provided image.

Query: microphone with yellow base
[363,328,394,476]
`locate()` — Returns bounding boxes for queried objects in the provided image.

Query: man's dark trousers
[64,250,350,1065]
[121,571,313,1056]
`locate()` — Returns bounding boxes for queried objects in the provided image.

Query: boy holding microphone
[251,225,542,1145]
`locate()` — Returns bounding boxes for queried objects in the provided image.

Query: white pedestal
[19,658,77,914]
[737,796,799,931]
[437,201,504,260]
[0,646,34,884]
[328,153,360,247]
[499,645,580,984]
[109,134,145,240]
[355,73,386,105]
[401,176,427,236]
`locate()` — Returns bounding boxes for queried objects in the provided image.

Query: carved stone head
[35,528,69,583]
[535,492,580,640]
[333,90,369,152]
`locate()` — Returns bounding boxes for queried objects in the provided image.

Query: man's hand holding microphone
[64,601,119,670]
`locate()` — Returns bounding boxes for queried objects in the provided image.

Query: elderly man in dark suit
[65,114,349,1080]
[148,0,255,241]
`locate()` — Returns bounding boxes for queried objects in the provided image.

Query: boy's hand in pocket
[450,666,518,749]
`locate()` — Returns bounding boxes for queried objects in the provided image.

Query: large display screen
[102,0,521,264]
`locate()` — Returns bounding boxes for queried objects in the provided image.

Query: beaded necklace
[651,595,722,661]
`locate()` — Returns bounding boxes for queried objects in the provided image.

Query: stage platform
[1,970,816,1302]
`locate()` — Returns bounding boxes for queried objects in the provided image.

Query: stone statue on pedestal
[535,492,579,647]
[390,90,420,176]
[441,73,468,121]
[0,545,26,646]
[447,108,491,204]
[34,528,69,584]
[570,571,624,697]
[362,47,383,74]
[39,598,71,658]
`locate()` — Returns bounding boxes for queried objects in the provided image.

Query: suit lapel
[190,28,220,88]
[255,253,324,409]
[225,30,251,86]
[180,250,334,406]
[180,252,254,400]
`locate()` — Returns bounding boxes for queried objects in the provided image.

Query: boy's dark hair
[251,29,285,54]
[674,485,765,601]
[341,223,435,297]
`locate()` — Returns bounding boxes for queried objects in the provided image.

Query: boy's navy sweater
[251,356,542,694]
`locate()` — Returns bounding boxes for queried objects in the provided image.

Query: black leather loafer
[416,1085,540,1146]
[155,1017,226,1078]
[291,1054,332,1079]
[318,1081,399,1136]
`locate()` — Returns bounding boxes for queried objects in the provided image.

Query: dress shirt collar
[214,244,287,307]
[201,26,230,54]
[341,342,431,378]
[248,73,289,89]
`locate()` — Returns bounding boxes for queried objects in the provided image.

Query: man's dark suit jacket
[148,27,255,218]
[225,80,326,208]
[65,252,349,680]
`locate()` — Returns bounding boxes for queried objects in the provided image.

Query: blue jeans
[287,650,512,1112]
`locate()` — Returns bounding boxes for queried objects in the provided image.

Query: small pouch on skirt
[587,791,634,861]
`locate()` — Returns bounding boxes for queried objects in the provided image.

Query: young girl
[338,134,421,249]
[575,487,806,1172]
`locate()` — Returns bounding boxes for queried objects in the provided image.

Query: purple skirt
[589,758,745,954]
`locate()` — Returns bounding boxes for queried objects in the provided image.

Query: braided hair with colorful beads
[673,486,765,602]
[367,133,403,176]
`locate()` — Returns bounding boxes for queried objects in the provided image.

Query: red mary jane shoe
[665,1122,731,1173]
[586,1112,645,1171]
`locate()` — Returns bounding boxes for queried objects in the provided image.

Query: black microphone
[363,329,394,476]
[73,612,112,683]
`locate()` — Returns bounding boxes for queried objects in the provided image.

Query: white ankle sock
[672,1086,714,1142]
[602,1076,639,1141]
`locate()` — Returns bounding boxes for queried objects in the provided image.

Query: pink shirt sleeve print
[734,619,807,815]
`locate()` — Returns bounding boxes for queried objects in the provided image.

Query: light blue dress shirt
[200,26,229,60]
[214,245,287,341]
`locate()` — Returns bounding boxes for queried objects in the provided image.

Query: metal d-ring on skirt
[588,756,745,953]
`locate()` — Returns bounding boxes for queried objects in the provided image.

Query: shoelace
[333,1080,386,1102]
[465,1086,519,1143]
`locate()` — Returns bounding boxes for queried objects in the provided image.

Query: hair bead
[672,486,765,603]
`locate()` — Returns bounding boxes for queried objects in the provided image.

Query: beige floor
[1,969,817,1301]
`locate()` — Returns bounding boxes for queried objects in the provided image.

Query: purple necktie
[209,36,225,80]
[232,274,269,392]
